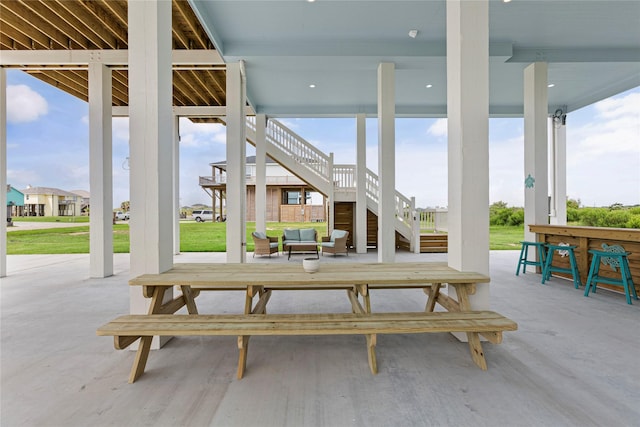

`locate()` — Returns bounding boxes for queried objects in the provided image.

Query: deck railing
[419,209,448,232]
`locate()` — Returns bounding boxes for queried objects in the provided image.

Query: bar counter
[529,225,640,295]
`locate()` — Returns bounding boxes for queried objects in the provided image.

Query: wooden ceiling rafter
[77,0,128,48]
[1,0,229,121]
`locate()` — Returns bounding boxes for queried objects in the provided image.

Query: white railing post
[328,153,335,232]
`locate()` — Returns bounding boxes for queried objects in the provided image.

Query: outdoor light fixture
[426,84,433,88]
[408,29,418,39]
[548,83,555,88]
[309,84,316,88]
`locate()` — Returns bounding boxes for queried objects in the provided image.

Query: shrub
[627,215,640,229]
[605,210,631,228]
[579,208,608,226]
[567,207,580,223]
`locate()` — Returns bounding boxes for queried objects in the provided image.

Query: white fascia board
[0,50,223,66]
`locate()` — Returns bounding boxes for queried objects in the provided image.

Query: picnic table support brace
[347,288,378,374]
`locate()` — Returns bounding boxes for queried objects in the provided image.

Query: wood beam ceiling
[0,0,228,118]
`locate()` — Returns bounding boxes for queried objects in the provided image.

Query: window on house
[282,190,312,205]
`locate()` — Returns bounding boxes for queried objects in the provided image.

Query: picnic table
[98,262,517,383]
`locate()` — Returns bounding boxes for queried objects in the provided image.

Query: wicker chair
[252,231,279,257]
[321,230,349,256]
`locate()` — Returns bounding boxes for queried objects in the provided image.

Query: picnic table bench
[97,262,517,383]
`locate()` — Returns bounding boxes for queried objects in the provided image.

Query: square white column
[255,114,267,232]
[447,0,490,309]
[173,115,180,254]
[377,62,396,263]
[355,113,367,254]
[128,0,174,329]
[549,115,567,225]
[226,62,247,263]
[0,68,6,277]
[524,62,549,241]
[88,62,113,278]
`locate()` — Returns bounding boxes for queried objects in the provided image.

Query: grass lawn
[12,216,90,223]
[7,218,524,254]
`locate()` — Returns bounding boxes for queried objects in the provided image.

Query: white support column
[328,153,335,232]
[377,62,396,263]
[411,196,420,254]
[128,0,173,330]
[255,114,267,232]
[0,68,6,278]
[446,0,490,311]
[225,62,247,263]
[549,115,567,225]
[524,62,549,242]
[173,115,180,254]
[88,62,113,278]
[355,113,367,254]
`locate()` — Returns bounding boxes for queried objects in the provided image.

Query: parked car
[191,209,214,222]
[114,211,129,220]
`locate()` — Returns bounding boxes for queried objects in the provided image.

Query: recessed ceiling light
[503,0,512,3]
[309,84,316,88]
[426,84,433,88]
[408,29,418,39]
[548,83,555,88]
[307,0,316,2]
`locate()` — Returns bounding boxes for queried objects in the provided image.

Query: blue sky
[5,69,639,209]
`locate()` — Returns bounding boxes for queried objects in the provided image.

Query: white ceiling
[190,0,640,117]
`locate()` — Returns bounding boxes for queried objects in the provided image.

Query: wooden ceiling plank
[45,69,88,95]
[3,1,69,49]
[96,0,128,31]
[205,69,227,103]
[51,0,118,49]
[188,69,223,106]
[27,72,87,102]
[171,24,191,50]
[0,21,33,50]
[174,70,209,106]
[19,0,90,49]
[77,0,128,48]
[172,72,202,106]
[38,1,105,49]
[0,4,52,49]
[173,0,210,49]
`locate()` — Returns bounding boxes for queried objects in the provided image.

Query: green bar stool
[516,241,546,276]
[584,245,638,305]
[542,244,581,288]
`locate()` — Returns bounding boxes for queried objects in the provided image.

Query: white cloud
[179,119,226,147]
[428,118,448,137]
[7,168,41,190]
[7,84,48,123]
[112,117,130,142]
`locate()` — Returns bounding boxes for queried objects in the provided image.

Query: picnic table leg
[237,336,251,379]
[129,336,153,383]
[356,284,371,313]
[425,283,441,312]
[180,285,199,314]
[466,332,488,370]
[128,286,167,383]
[347,288,378,374]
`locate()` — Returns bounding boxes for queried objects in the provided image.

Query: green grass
[489,225,524,250]
[7,221,329,254]
[6,220,524,254]
[12,216,90,223]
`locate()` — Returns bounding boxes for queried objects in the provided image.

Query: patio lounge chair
[252,231,279,257]
[321,229,349,256]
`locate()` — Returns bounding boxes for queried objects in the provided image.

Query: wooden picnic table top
[129,262,490,290]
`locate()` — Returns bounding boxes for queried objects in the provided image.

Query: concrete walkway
[1,251,638,426]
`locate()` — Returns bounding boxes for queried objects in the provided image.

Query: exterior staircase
[245,116,419,251]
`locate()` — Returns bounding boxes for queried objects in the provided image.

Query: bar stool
[584,245,638,305]
[542,244,581,288]
[516,241,546,276]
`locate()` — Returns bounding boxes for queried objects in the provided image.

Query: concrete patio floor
[1,250,638,426]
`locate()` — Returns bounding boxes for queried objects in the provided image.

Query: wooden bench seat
[97,311,517,383]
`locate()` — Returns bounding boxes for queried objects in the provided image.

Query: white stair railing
[246,117,330,183]
[245,117,417,242]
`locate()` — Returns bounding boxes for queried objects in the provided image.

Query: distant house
[6,185,24,218]
[70,189,91,215]
[199,156,326,222]
[21,186,84,217]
